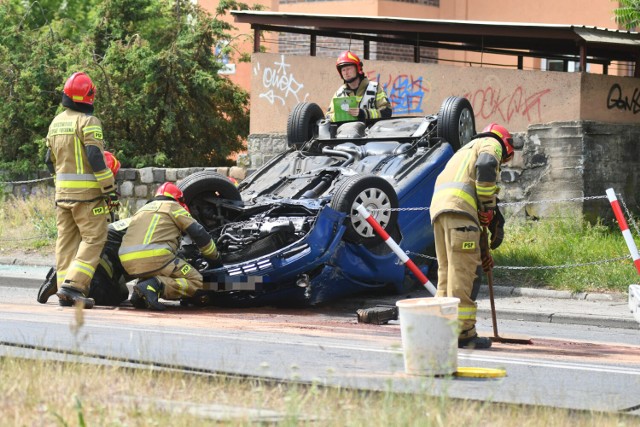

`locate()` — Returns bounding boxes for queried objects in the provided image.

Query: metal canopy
[231,11,640,75]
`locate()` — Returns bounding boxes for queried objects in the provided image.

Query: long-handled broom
[483,229,533,345]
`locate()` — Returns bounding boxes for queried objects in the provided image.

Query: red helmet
[155,182,189,211]
[336,51,363,76]
[483,123,514,161]
[63,72,96,105]
[104,151,120,176]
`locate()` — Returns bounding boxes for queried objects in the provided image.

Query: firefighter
[38,150,125,306]
[430,123,515,349]
[325,51,392,122]
[118,182,222,310]
[45,72,118,309]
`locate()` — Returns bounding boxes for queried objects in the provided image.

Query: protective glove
[481,250,495,272]
[488,204,506,250]
[207,253,223,269]
[480,228,494,272]
[105,191,120,211]
[478,208,494,227]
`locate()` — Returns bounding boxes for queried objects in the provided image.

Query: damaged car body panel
[178,96,476,307]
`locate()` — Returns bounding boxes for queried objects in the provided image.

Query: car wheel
[287,102,324,147]
[178,171,242,203]
[178,171,242,229]
[437,96,476,151]
[330,174,399,246]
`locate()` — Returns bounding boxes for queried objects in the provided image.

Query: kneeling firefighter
[118,182,222,310]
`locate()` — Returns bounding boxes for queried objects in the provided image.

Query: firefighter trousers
[55,199,110,295]
[137,257,203,300]
[433,213,483,341]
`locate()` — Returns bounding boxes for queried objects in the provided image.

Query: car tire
[437,96,476,151]
[178,170,242,204]
[330,174,399,247]
[177,171,242,228]
[287,102,324,147]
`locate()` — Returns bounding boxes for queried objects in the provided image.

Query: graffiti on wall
[254,55,309,106]
[607,83,640,114]
[368,72,429,115]
[464,85,552,124]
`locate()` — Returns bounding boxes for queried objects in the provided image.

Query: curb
[475,307,637,330]
[479,285,628,302]
[0,256,54,268]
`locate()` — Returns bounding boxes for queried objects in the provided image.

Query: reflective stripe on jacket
[46,108,114,201]
[326,77,391,121]
[118,200,218,276]
[430,137,503,226]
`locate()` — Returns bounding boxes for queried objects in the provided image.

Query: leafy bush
[0,0,252,175]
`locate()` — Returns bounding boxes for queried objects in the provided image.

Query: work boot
[132,278,166,311]
[56,286,95,309]
[37,267,57,304]
[128,288,146,309]
[458,335,492,349]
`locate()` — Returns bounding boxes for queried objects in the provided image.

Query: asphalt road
[1,281,639,415]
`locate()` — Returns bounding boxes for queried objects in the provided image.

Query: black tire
[178,171,242,204]
[437,96,476,151]
[178,171,242,229]
[330,174,399,247]
[287,102,324,147]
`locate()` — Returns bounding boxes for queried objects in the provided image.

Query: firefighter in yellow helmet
[325,51,392,122]
[118,182,222,310]
[45,72,118,309]
[430,123,515,349]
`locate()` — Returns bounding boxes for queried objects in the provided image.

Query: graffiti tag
[368,72,428,115]
[255,55,309,106]
[607,83,640,114]
[464,86,551,124]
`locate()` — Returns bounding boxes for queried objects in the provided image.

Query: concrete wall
[250,53,640,136]
[500,122,640,220]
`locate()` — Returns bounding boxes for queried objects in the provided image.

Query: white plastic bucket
[396,297,460,376]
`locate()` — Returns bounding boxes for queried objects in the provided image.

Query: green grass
[493,216,639,293]
[0,356,635,426]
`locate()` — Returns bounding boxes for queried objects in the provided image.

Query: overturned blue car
[178,96,476,307]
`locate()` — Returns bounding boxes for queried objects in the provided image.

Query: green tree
[0,0,251,174]
[613,0,640,30]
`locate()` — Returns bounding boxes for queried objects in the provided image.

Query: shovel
[482,229,533,345]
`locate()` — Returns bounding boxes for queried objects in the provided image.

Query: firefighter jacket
[326,77,392,121]
[430,136,504,227]
[118,200,218,276]
[46,108,115,202]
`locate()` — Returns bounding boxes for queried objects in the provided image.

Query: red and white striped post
[606,188,640,277]
[355,204,437,296]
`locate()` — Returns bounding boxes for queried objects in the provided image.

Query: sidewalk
[1,253,637,330]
